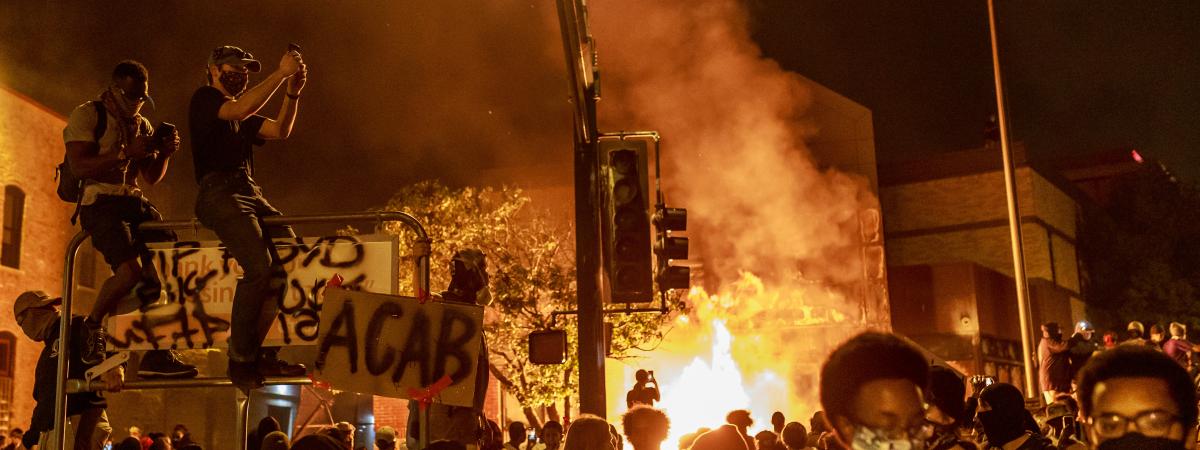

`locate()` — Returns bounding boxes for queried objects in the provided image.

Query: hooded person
[976,383,1053,450]
[406,249,491,447]
[924,366,976,450]
[14,290,122,450]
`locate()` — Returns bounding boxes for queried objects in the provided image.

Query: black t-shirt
[27,315,106,448]
[188,86,267,182]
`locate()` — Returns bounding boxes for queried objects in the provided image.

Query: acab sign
[313,288,484,407]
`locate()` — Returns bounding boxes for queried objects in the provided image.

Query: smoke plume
[591,0,878,287]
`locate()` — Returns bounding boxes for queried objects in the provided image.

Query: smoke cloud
[591,0,878,287]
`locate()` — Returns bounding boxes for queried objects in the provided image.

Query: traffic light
[654,205,689,291]
[601,140,653,303]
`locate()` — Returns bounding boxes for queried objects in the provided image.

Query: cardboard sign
[313,288,484,407]
[105,235,399,351]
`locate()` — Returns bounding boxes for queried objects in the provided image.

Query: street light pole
[986,0,1038,398]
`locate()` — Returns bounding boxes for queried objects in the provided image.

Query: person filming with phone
[627,369,661,408]
[189,44,308,391]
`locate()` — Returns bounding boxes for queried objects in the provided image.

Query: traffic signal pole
[556,0,608,417]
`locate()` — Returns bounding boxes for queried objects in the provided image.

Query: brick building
[881,143,1088,386]
[0,85,79,435]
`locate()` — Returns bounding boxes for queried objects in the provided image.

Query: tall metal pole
[987,0,1038,397]
[556,0,607,417]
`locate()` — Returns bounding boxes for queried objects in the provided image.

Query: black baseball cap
[208,45,261,72]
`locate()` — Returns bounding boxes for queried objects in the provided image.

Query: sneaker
[138,350,199,379]
[228,359,264,393]
[79,318,108,365]
[258,354,307,378]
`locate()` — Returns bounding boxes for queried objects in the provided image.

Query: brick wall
[882,167,1082,294]
[0,86,77,433]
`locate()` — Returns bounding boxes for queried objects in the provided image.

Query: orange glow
[617,273,870,446]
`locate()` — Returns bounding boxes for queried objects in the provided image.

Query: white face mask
[851,426,925,450]
[19,308,59,342]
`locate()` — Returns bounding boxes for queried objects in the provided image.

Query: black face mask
[1097,433,1185,450]
[977,411,1025,445]
[218,71,248,96]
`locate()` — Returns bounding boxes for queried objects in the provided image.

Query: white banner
[105,235,399,351]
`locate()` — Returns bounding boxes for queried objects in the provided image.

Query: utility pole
[987,0,1038,397]
[556,0,608,417]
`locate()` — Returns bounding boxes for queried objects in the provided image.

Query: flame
[620,273,866,448]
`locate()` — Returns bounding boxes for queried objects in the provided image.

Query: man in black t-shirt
[189,45,308,391]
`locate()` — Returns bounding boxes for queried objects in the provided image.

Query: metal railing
[54,211,430,450]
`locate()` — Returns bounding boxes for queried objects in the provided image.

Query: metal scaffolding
[53,211,430,450]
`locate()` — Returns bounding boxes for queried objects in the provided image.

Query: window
[1,186,24,269]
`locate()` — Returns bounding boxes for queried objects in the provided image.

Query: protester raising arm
[258,51,306,140]
[215,51,300,121]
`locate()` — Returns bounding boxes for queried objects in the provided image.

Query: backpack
[56,101,107,203]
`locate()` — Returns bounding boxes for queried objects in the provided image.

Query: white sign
[105,235,398,351]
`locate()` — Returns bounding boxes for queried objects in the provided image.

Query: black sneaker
[138,350,199,379]
[258,354,307,378]
[228,359,264,393]
[79,318,108,365]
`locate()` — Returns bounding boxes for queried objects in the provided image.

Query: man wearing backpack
[189,45,307,390]
[62,60,198,378]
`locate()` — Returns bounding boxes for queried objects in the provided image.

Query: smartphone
[288,43,302,53]
[153,122,176,147]
[528,430,537,443]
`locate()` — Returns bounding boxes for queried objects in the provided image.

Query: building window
[2,186,25,269]
[0,331,15,430]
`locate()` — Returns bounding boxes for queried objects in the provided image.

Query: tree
[372,181,676,426]
[1078,166,1200,334]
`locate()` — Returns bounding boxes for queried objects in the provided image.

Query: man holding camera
[189,45,307,390]
[63,60,198,379]
[626,369,661,408]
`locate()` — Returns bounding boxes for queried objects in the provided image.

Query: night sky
[749,0,1200,178]
[2,1,1196,219]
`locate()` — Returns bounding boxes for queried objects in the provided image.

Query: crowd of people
[473,324,1198,450]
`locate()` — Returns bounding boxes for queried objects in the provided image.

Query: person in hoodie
[975,383,1054,450]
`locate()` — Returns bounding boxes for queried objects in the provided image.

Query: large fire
[619,273,873,447]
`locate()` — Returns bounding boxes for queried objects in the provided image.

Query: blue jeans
[195,170,294,363]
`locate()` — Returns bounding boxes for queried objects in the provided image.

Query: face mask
[219,71,248,96]
[1097,433,1185,450]
[19,308,58,342]
[977,411,1025,446]
[851,426,924,450]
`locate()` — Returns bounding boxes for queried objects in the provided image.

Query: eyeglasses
[1088,410,1180,438]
